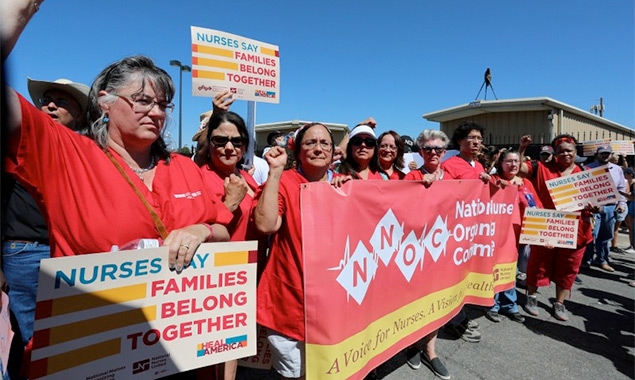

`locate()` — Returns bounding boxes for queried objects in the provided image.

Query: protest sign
[519,208,580,249]
[191,26,280,103]
[545,165,619,212]
[582,139,634,156]
[31,242,257,380]
[302,180,519,380]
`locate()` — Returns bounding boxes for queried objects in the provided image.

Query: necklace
[129,156,156,180]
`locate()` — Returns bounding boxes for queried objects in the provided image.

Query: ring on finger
[180,244,190,250]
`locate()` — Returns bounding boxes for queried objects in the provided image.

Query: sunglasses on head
[421,146,445,153]
[350,137,376,147]
[210,136,244,148]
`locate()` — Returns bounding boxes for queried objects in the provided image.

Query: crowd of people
[1,2,634,380]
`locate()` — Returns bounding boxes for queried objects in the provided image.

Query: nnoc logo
[328,209,451,305]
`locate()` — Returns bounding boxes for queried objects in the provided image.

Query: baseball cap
[540,146,554,155]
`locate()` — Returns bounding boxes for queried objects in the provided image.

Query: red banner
[301,180,519,379]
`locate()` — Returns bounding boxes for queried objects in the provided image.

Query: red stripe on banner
[192,43,198,52]
[248,250,258,263]
[30,358,48,379]
[32,328,50,350]
[275,50,279,57]
[35,300,53,320]
[193,56,199,65]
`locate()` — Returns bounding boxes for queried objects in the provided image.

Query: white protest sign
[191,27,280,103]
[519,208,580,249]
[546,165,619,211]
[31,242,257,379]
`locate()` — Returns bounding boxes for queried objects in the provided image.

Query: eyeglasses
[210,135,245,148]
[301,139,333,151]
[421,146,446,154]
[503,159,520,164]
[39,96,72,109]
[113,93,174,114]
[379,144,398,151]
[350,137,376,147]
[466,136,483,142]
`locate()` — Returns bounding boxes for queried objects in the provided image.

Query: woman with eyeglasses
[254,123,343,379]
[402,130,451,379]
[377,131,406,180]
[197,93,266,380]
[336,124,384,180]
[441,122,491,183]
[408,128,482,364]
[404,130,448,186]
[5,54,231,263]
[486,150,543,324]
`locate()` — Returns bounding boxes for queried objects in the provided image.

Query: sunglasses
[421,146,446,154]
[350,137,376,147]
[210,136,244,148]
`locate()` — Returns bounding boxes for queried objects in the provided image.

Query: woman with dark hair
[254,123,344,379]
[519,134,593,321]
[441,122,491,182]
[486,150,542,323]
[336,124,384,180]
[199,93,264,380]
[377,130,406,180]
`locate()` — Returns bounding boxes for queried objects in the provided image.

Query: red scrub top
[386,169,406,180]
[441,155,486,179]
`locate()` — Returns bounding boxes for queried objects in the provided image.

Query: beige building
[423,97,634,147]
[255,120,349,153]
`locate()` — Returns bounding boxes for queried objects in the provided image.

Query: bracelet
[202,223,215,242]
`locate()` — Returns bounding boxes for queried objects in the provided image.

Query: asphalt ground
[237,231,635,380]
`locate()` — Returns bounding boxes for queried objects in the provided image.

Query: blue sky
[6,0,634,148]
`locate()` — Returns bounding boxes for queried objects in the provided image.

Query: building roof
[256,119,349,132]
[423,97,633,134]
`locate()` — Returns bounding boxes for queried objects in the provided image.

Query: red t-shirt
[526,160,593,246]
[365,170,385,180]
[201,166,259,241]
[441,155,486,179]
[254,169,341,340]
[386,169,406,180]
[404,170,423,181]
[6,94,230,257]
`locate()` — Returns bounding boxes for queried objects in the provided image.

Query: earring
[103,114,109,123]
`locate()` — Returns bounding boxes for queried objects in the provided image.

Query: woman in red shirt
[253,123,342,379]
[198,95,265,380]
[487,151,543,324]
[519,134,593,321]
[377,131,406,180]
[336,124,385,180]
[6,56,230,265]
[403,129,452,379]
